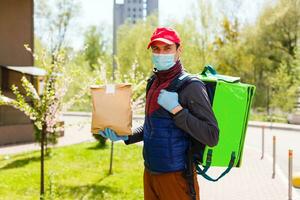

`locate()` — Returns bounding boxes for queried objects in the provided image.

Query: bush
[93,134,108,147]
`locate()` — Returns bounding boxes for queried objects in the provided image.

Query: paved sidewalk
[0,115,142,155]
[0,115,94,155]
[199,146,300,200]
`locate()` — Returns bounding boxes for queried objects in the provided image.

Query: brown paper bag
[91,83,132,136]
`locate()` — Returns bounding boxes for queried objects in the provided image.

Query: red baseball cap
[147,27,181,49]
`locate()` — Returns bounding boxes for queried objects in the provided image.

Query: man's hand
[158,89,183,114]
[99,128,129,142]
[171,105,183,115]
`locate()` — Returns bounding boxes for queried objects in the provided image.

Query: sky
[76,0,267,27]
[52,0,272,50]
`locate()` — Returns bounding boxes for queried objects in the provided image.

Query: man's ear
[175,45,183,61]
[178,45,183,54]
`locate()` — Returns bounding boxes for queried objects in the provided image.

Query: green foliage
[83,26,109,71]
[212,17,255,83]
[249,111,288,123]
[117,15,158,76]
[268,62,299,112]
[61,51,147,114]
[172,18,209,73]
[60,54,96,112]
[0,142,144,200]
[244,0,300,110]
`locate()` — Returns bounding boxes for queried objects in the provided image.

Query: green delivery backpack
[173,65,255,182]
[195,65,255,181]
[146,65,256,181]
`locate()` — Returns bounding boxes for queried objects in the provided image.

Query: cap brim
[147,38,175,49]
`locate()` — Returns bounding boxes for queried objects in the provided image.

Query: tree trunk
[40,125,46,199]
[109,141,114,175]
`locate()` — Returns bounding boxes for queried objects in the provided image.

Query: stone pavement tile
[198,147,300,200]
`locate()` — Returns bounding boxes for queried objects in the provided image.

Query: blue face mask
[152,53,176,71]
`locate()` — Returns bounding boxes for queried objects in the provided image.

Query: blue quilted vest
[143,73,192,173]
[143,114,189,173]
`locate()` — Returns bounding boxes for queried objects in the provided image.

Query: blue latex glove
[99,128,128,142]
[157,89,180,112]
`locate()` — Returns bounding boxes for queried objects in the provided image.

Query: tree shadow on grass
[59,184,117,200]
[57,174,118,199]
[0,155,41,170]
[86,143,109,150]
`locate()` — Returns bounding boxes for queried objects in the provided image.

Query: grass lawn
[0,142,144,200]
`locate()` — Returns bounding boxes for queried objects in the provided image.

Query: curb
[62,112,91,117]
[248,121,300,132]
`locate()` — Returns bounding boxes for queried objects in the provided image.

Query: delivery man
[99,27,219,200]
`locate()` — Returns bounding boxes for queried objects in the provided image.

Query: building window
[133,14,136,18]
[133,8,136,12]
[139,8,142,11]
[139,0,142,3]
[128,8,131,11]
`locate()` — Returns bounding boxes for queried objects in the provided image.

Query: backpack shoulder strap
[146,72,203,94]
[166,72,203,93]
